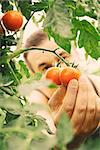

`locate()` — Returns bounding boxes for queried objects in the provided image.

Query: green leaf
[48,83,57,88]
[78,137,100,150]
[4,133,27,150]
[30,0,49,12]
[0,63,14,84]
[44,0,73,53]
[0,95,22,115]
[74,4,97,19]
[0,74,12,87]
[18,79,50,97]
[18,0,32,20]
[78,20,100,59]
[0,35,17,47]
[54,34,71,53]
[18,60,30,78]
[5,112,20,125]
[30,134,56,150]
[56,113,73,149]
[0,133,7,150]
[33,72,42,80]
[1,0,13,13]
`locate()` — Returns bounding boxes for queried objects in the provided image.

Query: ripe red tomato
[59,67,80,86]
[45,67,61,85]
[2,11,23,31]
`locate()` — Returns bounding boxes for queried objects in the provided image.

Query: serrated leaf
[75,4,97,19]
[78,137,100,150]
[30,134,56,150]
[5,134,27,150]
[18,79,50,97]
[81,20,99,40]
[44,0,73,53]
[78,20,100,59]
[30,0,49,12]
[0,95,22,115]
[18,0,32,20]
[1,0,13,13]
[56,113,73,149]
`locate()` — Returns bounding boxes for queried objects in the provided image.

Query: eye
[38,63,52,72]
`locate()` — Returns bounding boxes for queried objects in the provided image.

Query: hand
[87,74,100,128]
[49,75,100,136]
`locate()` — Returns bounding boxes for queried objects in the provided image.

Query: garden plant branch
[8,47,70,66]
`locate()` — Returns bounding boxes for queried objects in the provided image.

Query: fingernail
[69,79,78,87]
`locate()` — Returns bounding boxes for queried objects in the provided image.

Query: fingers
[96,98,100,124]
[78,78,97,134]
[48,85,66,114]
[54,79,78,124]
[71,76,88,134]
[88,75,100,97]
[62,79,78,118]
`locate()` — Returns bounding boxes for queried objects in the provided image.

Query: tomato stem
[54,51,70,66]
[8,47,70,66]
[23,12,35,30]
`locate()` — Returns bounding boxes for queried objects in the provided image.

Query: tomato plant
[0,0,100,150]
[2,10,23,31]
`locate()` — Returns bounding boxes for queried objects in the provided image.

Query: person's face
[26,38,70,73]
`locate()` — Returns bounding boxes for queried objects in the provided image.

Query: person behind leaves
[24,30,100,150]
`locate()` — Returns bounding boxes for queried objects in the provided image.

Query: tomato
[0,24,4,35]
[2,11,23,31]
[45,67,61,85]
[59,67,80,86]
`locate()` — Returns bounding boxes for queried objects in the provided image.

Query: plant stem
[7,61,20,85]
[54,51,70,66]
[23,12,35,30]
[8,47,70,66]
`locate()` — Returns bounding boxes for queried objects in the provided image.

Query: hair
[24,30,47,48]
[24,30,48,72]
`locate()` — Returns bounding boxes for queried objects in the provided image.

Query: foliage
[0,0,100,150]
[44,0,100,59]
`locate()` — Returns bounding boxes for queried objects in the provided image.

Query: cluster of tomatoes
[0,10,23,34]
[45,67,81,86]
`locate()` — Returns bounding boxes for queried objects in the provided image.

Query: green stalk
[8,47,70,66]
[7,61,20,85]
